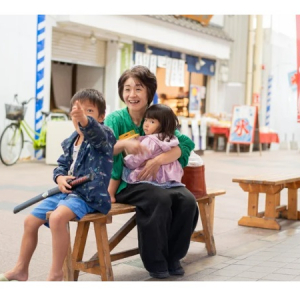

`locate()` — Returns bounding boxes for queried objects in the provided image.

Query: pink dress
[123,134,183,184]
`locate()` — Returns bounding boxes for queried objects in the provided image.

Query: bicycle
[0,94,69,166]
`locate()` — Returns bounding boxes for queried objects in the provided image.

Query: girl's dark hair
[70,88,106,116]
[144,104,179,141]
[118,65,157,106]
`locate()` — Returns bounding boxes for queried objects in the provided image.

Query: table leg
[287,188,299,220]
[247,192,259,216]
[238,183,284,230]
[284,182,300,220]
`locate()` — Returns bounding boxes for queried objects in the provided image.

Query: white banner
[149,55,157,75]
[142,53,150,68]
[157,56,167,68]
[165,57,173,86]
[135,52,143,66]
[170,59,179,86]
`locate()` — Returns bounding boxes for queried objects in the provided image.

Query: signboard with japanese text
[228,105,258,144]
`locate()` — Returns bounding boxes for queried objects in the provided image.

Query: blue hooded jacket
[53,116,116,214]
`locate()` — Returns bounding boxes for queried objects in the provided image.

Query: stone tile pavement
[1,149,300,285]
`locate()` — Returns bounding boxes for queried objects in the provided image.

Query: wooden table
[233,174,300,230]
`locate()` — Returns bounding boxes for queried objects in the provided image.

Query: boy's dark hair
[70,88,106,116]
[144,104,179,141]
[118,65,157,106]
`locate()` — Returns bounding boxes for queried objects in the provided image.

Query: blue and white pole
[265,75,273,127]
[35,15,46,159]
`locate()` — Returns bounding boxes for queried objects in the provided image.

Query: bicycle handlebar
[14,94,41,106]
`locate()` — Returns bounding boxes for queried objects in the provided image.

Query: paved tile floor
[1,149,300,285]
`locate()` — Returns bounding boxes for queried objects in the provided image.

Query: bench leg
[93,220,114,281]
[208,196,215,232]
[72,221,90,281]
[198,201,216,256]
[63,223,74,281]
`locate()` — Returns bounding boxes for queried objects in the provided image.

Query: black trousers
[116,183,199,273]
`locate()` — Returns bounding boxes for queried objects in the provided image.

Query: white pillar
[104,41,121,113]
[245,15,255,105]
[252,15,264,106]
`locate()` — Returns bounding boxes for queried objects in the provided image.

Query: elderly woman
[104,65,198,279]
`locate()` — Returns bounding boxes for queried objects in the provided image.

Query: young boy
[0,88,116,281]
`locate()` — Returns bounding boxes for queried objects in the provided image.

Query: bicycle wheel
[0,123,24,166]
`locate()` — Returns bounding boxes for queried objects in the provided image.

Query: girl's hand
[56,175,76,194]
[137,157,160,181]
[124,139,149,155]
[70,100,88,127]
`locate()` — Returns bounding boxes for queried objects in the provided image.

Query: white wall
[0,15,55,159]
[0,16,37,158]
[76,65,104,93]
[267,31,300,147]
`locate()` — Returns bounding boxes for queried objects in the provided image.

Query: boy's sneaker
[168,261,185,276]
[149,270,170,279]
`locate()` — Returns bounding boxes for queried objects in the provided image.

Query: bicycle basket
[5,104,27,121]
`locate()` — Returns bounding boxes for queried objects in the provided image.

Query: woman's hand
[124,139,149,155]
[137,157,160,181]
[56,175,76,194]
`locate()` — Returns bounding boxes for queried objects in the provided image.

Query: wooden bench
[233,174,300,230]
[46,188,225,281]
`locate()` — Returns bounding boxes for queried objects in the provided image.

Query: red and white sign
[296,15,300,122]
[228,105,258,144]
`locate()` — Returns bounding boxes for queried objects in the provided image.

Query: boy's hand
[124,139,149,155]
[110,196,116,203]
[71,100,88,127]
[56,175,76,194]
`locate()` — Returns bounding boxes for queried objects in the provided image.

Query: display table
[209,126,230,151]
[209,126,279,151]
[259,132,280,144]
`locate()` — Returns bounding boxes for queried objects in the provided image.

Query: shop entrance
[50,61,105,113]
[50,28,106,113]
[156,63,207,118]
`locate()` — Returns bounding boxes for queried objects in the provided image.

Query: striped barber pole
[35,15,46,159]
[265,75,273,127]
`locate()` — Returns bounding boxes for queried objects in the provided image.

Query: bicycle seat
[42,111,50,117]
